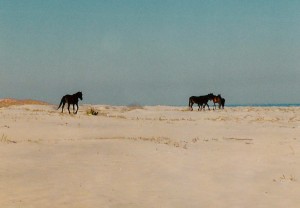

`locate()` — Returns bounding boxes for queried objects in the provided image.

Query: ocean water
[174,103,300,108]
[228,104,300,107]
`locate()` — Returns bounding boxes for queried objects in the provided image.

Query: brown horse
[212,94,222,110]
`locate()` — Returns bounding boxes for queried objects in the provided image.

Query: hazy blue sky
[1,0,300,105]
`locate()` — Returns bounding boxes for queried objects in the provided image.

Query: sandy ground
[0,102,300,207]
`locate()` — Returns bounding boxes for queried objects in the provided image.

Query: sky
[1,0,300,106]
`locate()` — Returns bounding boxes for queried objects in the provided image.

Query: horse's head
[207,93,215,100]
[78,91,83,100]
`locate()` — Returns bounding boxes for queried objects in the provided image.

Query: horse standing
[57,91,83,114]
[212,94,222,110]
[212,94,225,110]
[189,93,214,111]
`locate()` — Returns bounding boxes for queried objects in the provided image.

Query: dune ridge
[0,98,48,108]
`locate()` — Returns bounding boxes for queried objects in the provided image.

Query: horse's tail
[57,97,64,110]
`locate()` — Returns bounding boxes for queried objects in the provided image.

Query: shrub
[86,108,98,116]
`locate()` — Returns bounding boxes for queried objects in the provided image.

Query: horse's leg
[198,103,202,111]
[73,104,75,114]
[61,102,65,113]
[189,100,193,111]
[203,103,206,111]
[67,103,71,114]
[206,103,210,110]
[75,103,79,114]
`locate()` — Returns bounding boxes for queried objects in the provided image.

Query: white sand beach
[1,101,300,207]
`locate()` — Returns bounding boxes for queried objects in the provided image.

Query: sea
[228,104,300,107]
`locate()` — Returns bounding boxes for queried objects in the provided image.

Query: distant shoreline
[141,103,300,108]
[1,98,300,108]
[227,103,300,107]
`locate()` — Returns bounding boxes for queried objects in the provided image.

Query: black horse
[189,93,214,111]
[57,91,83,114]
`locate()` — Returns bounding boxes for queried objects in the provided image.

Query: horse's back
[63,94,71,101]
[62,94,77,104]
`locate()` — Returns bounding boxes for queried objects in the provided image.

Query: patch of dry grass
[273,174,297,182]
[86,108,99,116]
[0,134,16,144]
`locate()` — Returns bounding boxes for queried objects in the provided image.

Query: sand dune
[0,98,48,108]
[0,104,300,207]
